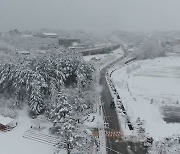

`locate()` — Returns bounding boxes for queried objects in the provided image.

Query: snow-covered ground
[0,104,103,154]
[0,106,66,154]
[111,56,180,141]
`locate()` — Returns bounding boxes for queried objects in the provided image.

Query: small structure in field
[17,50,31,55]
[0,116,16,132]
[41,33,58,38]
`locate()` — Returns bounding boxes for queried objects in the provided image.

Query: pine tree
[136,117,145,137]
[48,92,72,126]
[28,80,44,116]
[76,62,94,91]
[55,121,94,154]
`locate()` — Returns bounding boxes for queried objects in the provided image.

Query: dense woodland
[0,49,95,113]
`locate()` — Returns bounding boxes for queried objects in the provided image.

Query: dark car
[110,100,116,108]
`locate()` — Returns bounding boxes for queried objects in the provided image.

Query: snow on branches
[0,49,94,116]
[54,122,94,154]
[47,91,72,125]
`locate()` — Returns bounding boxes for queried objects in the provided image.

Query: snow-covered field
[0,105,101,154]
[111,56,180,140]
[0,106,63,154]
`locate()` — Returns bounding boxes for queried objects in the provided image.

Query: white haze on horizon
[0,0,180,33]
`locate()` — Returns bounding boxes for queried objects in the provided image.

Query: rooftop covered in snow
[42,33,58,36]
[0,115,14,126]
[34,32,58,38]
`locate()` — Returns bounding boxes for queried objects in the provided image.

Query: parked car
[110,100,116,108]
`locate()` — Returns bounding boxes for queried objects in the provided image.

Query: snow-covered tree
[61,87,95,122]
[44,88,95,154]
[135,38,165,60]
[0,49,94,116]
[135,117,146,138]
[28,81,44,116]
[45,86,96,153]
[47,91,72,126]
[54,121,94,154]
[76,62,94,92]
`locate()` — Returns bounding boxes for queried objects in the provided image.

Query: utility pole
[67,142,71,154]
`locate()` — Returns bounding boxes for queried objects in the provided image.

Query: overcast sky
[1,0,180,33]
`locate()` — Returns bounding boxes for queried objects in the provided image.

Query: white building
[34,33,58,38]
[0,116,16,132]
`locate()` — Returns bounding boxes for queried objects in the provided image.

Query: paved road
[99,59,147,154]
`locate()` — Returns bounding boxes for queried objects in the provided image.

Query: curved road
[99,56,147,154]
